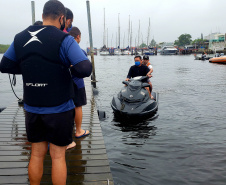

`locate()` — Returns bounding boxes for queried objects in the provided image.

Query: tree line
[174,33,207,47]
[0,44,10,53]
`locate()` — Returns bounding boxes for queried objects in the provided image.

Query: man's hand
[125,78,130,81]
[147,74,152,78]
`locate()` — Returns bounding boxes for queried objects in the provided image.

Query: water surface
[93,54,226,185]
[1,53,226,185]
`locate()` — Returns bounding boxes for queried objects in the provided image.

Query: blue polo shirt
[4,35,88,114]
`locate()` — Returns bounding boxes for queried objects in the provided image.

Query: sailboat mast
[128,15,130,47]
[123,32,125,49]
[138,20,140,48]
[116,32,117,48]
[130,21,132,48]
[107,28,108,48]
[147,17,150,47]
[118,13,120,48]
[103,8,106,46]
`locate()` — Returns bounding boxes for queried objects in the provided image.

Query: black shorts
[73,83,87,107]
[25,109,75,146]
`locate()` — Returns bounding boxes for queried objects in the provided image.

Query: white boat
[99,9,109,56]
[114,48,122,55]
[160,46,178,55]
[122,49,131,55]
[136,50,142,55]
[114,14,122,55]
[100,50,110,56]
[143,49,155,55]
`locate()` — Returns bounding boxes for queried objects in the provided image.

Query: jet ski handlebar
[122,81,130,85]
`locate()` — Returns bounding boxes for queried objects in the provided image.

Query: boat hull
[160,50,177,55]
[99,51,109,56]
[209,56,226,64]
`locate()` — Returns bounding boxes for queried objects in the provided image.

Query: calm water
[93,54,226,185]
[1,53,226,185]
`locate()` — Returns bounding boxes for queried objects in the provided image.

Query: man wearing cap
[126,55,153,98]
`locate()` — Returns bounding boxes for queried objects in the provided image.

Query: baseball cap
[143,55,149,60]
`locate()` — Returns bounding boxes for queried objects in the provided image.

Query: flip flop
[75,130,90,138]
[66,141,76,150]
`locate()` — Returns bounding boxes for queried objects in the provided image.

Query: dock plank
[0,78,114,184]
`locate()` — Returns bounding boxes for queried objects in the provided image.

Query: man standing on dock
[0,0,92,185]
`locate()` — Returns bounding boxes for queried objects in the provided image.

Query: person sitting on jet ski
[125,55,153,99]
[142,55,153,99]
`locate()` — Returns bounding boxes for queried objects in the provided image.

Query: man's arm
[70,60,92,78]
[126,66,132,80]
[0,56,21,74]
[145,66,152,78]
[0,42,21,74]
[60,36,92,78]
[148,65,153,74]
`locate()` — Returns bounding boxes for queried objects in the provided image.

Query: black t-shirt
[127,65,150,78]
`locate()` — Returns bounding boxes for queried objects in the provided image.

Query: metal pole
[86,0,96,88]
[31,1,35,24]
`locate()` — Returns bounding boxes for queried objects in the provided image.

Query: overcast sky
[0,0,226,49]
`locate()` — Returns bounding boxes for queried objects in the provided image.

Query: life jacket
[14,25,74,107]
[146,62,151,67]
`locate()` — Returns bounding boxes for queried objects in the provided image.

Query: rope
[8,74,21,100]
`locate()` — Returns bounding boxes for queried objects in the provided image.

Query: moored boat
[160,46,178,55]
[114,48,122,55]
[100,46,109,56]
[122,49,131,55]
[209,56,226,64]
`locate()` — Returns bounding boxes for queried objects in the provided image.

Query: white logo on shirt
[26,83,48,87]
[23,27,46,47]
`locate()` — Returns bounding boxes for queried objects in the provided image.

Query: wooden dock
[0,78,114,185]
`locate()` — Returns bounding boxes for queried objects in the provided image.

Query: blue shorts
[73,83,87,107]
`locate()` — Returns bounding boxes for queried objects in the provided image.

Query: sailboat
[143,18,154,55]
[122,15,132,55]
[136,20,142,55]
[114,13,122,55]
[100,8,109,56]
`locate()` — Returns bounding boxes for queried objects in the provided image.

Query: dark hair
[69,27,81,38]
[143,55,149,60]
[65,8,73,20]
[134,55,142,60]
[43,0,66,20]
[33,21,43,26]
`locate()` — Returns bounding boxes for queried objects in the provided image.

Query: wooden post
[86,0,96,88]
[31,1,35,25]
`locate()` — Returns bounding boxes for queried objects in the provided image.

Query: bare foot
[66,141,76,150]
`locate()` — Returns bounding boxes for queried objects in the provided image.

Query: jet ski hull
[111,92,159,118]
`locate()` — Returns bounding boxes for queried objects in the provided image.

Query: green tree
[140,43,147,48]
[174,34,192,46]
[149,39,156,47]
[0,44,10,53]
[192,39,207,49]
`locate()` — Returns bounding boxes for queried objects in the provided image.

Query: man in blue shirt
[0,0,92,184]
[66,27,90,150]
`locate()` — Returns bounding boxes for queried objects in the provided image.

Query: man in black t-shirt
[125,55,153,98]
[126,55,151,80]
